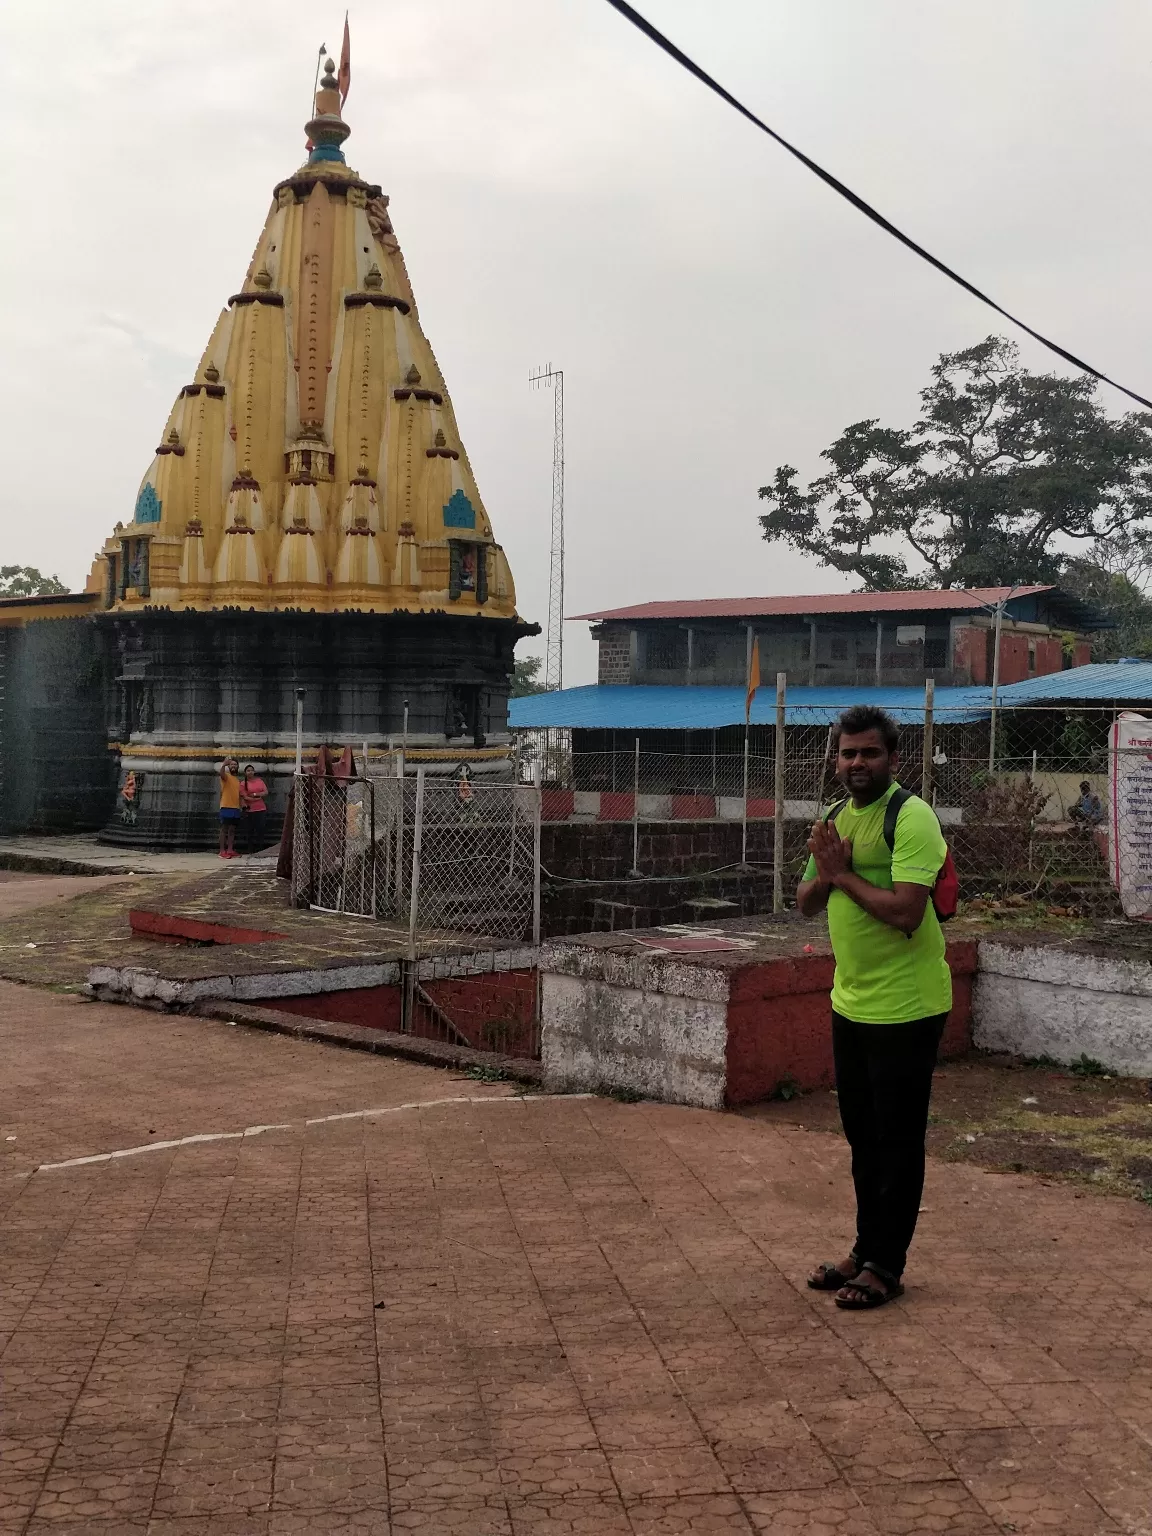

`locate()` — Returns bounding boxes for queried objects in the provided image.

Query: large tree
[0,566,67,597]
[757,336,1152,590]
[1060,536,1152,658]
[511,654,549,696]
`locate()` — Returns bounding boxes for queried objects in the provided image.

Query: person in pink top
[240,765,269,854]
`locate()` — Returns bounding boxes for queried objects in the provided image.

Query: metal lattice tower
[530,364,565,690]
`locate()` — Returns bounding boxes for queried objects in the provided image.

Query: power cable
[602,0,1152,412]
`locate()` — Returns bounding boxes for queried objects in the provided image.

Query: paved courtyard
[2,980,1151,1535]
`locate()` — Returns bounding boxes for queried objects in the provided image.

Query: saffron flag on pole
[338,14,351,106]
[745,637,761,723]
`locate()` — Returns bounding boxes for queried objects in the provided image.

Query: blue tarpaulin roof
[508,684,994,729]
[509,663,1152,730]
[993,661,1152,704]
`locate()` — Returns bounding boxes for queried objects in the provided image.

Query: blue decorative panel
[135,484,162,524]
[443,489,476,529]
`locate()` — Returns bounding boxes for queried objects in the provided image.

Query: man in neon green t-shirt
[797,705,951,1310]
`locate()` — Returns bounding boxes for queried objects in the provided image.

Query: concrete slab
[0,871,136,919]
[540,914,976,1106]
[0,831,240,875]
[2,979,1150,1533]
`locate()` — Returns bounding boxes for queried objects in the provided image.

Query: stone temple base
[98,607,531,849]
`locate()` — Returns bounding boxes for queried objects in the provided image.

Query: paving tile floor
[2,980,1151,1534]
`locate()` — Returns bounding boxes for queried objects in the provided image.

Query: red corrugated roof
[571,587,1052,622]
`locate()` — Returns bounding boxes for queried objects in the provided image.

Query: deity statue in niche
[119,769,144,825]
[124,538,150,593]
[459,546,476,592]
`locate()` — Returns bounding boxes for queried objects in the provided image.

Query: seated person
[1068,780,1104,825]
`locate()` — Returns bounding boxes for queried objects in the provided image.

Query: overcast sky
[3,0,1151,684]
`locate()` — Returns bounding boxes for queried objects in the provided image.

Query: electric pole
[529,364,565,690]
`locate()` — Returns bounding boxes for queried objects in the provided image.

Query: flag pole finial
[305,40,351,164]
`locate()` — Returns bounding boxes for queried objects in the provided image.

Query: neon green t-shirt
[803,782,952,1024]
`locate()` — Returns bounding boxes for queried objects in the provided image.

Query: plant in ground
[1069,1054,1108,1078]
[463,1063,509,1083]
[605,1084,644,1103]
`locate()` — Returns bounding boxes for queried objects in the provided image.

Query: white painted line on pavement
[32,1093,594,1173]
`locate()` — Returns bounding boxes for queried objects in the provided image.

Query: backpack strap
[823,798,849,825]
[882,786,913,851]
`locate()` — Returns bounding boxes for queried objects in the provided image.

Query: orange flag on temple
[338,14,351,106]
[745,637,761,723]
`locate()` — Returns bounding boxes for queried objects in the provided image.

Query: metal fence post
[741,725,751,865]
[394,751,406,921]
[532,760,542,948]
[403,766,425,1034]
[408,767,425,956]
[772,672,787,914]
[368,778,377,917]
[630,735,641,876]
[922,678,935,803]
[987,598,1005,773]
[817,724,835,812]
[508,768,519,880]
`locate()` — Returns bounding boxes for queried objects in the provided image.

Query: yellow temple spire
[94,44,518,621]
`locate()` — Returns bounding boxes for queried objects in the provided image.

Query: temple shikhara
[0,56,534,846]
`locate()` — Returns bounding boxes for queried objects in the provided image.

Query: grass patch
[935,1099,1152,1198]
[602,1084,644,1103]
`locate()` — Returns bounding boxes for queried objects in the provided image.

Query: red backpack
[824,786,958,922]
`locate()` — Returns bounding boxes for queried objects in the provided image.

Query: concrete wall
[540,937,977,1107]
[974,940,1152,1076]
[541,949,730,1108]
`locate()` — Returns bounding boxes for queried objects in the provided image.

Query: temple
[0,57,535,847]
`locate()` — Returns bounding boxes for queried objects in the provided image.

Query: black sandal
[807,1258,860,1291]
[834,1265,904,1309]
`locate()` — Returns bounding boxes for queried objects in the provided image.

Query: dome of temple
[100,58,517,619]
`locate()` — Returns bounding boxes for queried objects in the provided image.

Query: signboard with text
[1110,712,1152,919]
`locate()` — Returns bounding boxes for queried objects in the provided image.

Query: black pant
[242,810,267,853]
[832,1010,947,1284]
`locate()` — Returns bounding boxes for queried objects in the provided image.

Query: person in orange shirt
[218,758,241,858]
[240,764,269,854]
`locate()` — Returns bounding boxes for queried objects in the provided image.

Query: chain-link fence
[515,699,1151,920]
[291,769,541,942]
[290,768,543,1055]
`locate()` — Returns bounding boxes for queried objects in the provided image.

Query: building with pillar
[578,588,1103,691]
[0,57,535,847]
[506,586,1111,817]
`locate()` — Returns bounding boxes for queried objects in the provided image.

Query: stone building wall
[595,625,632,684]
[0,618,116,834]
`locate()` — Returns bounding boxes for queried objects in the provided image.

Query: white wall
[974,940,1152,1077]
[541,975,728,1107]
